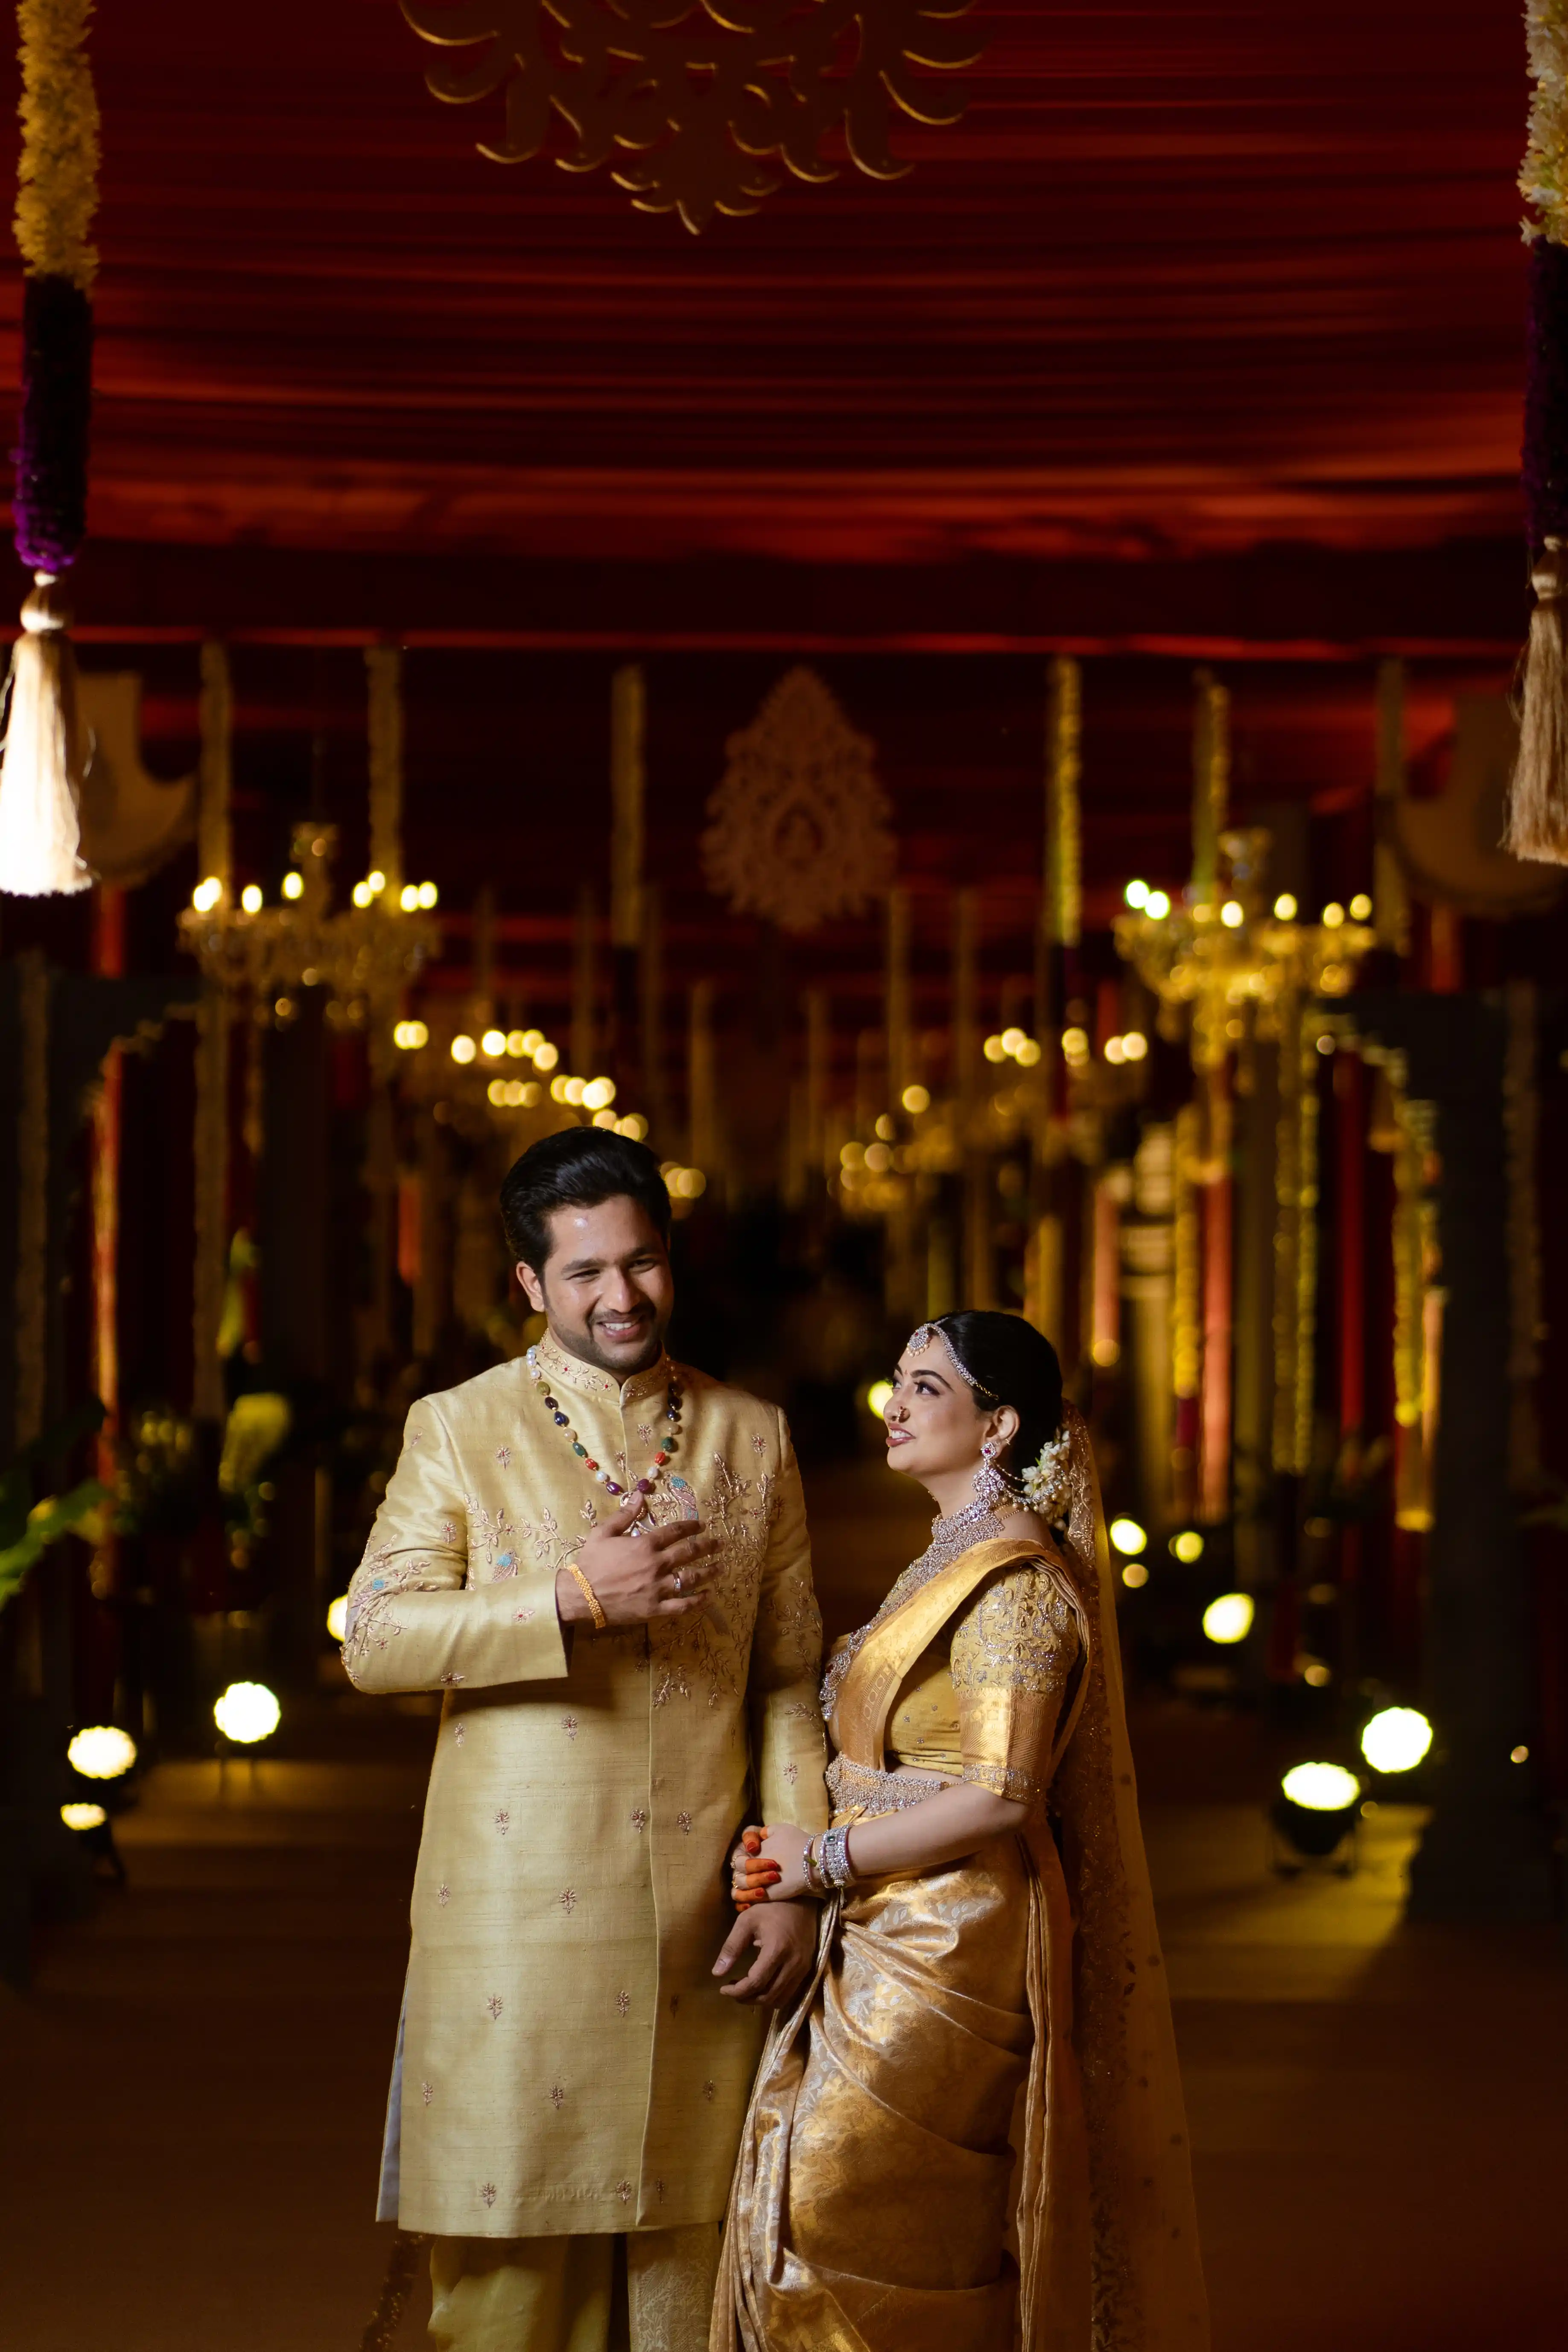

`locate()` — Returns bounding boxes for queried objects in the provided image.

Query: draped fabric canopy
[0,0,1525,573]
[0,2,1533,989]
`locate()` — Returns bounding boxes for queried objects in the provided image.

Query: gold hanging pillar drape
[366,645,405,899]
[572,885,598,1080]
[1189,668,1229,901]
[90,887,124,1596]
[688,978,718,1179]
[611,664,647,1094]
[639,881,664,1128]
[610,665,645,955]
[14,948,49,1449]
[953,886,991,1310]
[1374,659,1411,957]
[362,650,407,1372]
[1036,654,1081,1044]
[885,884,911,1110]
[804,988,828,1184]
[1271,996,1319,1477]
[192,643,233,1425]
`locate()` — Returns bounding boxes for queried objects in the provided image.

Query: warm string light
[982,1027,1043,1067]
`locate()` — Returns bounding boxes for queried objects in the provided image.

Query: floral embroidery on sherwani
[342,1346,829,2242]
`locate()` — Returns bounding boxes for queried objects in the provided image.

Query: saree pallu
[724,1833,1035,2352]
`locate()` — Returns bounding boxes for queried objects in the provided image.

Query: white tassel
[0,573,90,896]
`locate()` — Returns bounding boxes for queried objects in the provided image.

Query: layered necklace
[819,1496,1004,1722]
[526,1345,688,1503]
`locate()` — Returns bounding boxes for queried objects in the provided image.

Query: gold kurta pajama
[343,1334,828,2261]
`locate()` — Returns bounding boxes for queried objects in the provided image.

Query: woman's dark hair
[933,1311,1064,1477]
[499,1129,671,1273]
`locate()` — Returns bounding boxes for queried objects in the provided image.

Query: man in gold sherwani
[343,1130,828,2351]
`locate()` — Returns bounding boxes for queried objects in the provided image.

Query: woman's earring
[972,1438,1007,1510]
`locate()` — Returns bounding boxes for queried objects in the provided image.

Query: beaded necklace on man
[525,1344,689,1504]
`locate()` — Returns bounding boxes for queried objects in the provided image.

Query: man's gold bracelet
[566,1563,607,1632]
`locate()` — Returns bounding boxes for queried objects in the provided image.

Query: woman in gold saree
[711,1312,1208,2352]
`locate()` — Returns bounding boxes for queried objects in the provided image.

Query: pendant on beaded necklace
[526,1345,688,1503]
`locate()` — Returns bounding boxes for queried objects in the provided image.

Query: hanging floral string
[1509,1,1568,861]
[0,0,99,896]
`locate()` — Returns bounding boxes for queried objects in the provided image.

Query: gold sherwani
[343,1333,828,2244]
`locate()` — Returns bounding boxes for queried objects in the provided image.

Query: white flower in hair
[1020,1425,1072,1518]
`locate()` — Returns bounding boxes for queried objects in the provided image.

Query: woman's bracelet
[820,1824,857,1890]
[801,1835,830,1897]
[565,1561,607,1632]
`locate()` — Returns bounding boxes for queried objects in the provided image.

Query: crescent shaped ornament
[400,0,982,231]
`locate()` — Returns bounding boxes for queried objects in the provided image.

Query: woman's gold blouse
[884,1561,1081,1806]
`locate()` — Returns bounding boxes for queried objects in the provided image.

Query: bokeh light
[1202,1593,1254,1645]
[1359,1706,1432,1773]
[1280,1762,1361,1812]
[214,1682,281,1745]
[67,1725,137,1780]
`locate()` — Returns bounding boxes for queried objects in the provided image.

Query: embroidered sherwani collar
[535,1327,674,1409]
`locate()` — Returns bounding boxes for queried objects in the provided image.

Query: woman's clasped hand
[730,1822,813,1906]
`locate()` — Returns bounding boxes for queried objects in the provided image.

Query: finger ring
[672,1570,683,1594]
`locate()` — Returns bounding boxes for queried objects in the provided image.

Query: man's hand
[711,1899,818,2009]
[554,1495,718,1628]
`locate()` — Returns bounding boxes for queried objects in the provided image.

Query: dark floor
[3,1463,1565,2348]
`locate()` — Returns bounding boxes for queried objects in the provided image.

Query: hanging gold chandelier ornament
[1114,830,1376,1073]
[400,0,981,231]
[178,646,441,1029]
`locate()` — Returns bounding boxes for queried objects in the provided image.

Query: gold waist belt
[826,1754,952,1816]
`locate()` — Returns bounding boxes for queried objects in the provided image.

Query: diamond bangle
[821,1824,857,1889]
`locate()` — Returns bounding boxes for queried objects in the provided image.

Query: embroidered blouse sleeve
[948,1561,1081,1807]
[342,1396,569,1694]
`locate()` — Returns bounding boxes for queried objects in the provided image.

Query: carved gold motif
[400,0,980,231]
[702,665,894,932]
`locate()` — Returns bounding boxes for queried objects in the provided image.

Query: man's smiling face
[516,1192,674,1379]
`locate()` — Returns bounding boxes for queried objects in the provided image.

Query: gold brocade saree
[713,1412,1209,2352]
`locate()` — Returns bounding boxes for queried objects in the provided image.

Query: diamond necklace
[819,1496,1004,1722]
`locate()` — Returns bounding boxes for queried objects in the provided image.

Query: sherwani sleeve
[949,1561,1081,1809]
[748,1412,830,1830]
[342,1394,569,1694]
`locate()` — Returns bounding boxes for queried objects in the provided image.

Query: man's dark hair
[500,1128,672,1273]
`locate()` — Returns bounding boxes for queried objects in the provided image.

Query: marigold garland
[15,0,99,290]
[1508,0,1568,863]
[0,0,100,897]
